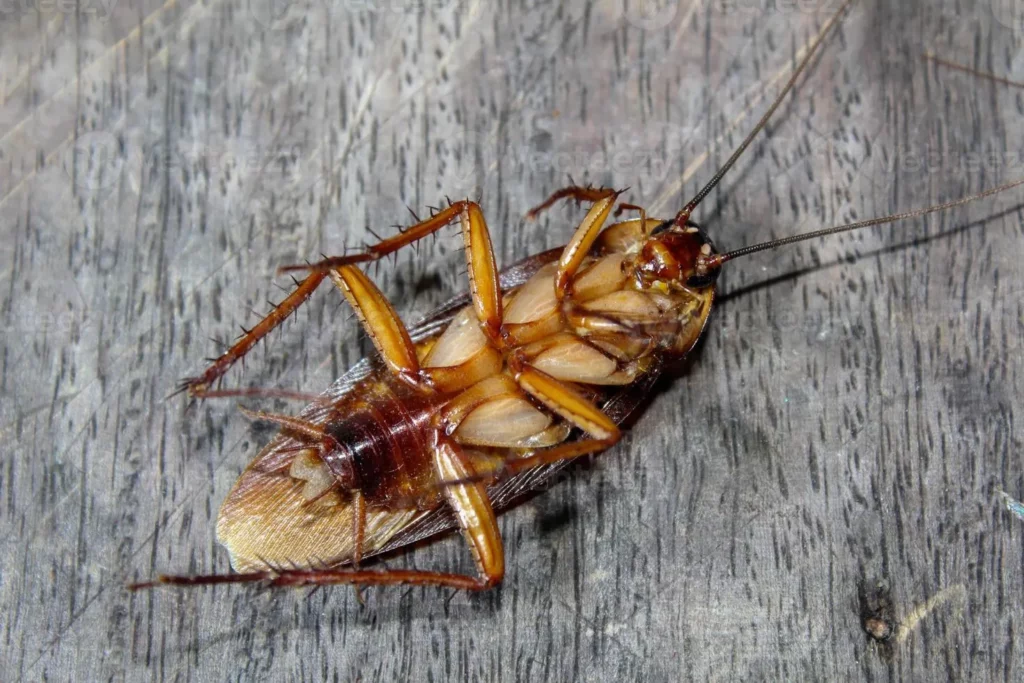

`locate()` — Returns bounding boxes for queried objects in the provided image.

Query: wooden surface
[2,0,1023,680]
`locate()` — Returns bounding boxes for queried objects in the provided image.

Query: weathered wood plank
[2,0,1022,680]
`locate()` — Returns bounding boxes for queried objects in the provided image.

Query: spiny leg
[330,265,422,382]
[184,200,501,398]
[432,434,504,587]
[613,202,649,227]
[327,205,503,382]
[280,200,496,283]
[555,191,622,299]
[280,434,503,590]
[185,387,327,402]
[304,200,504,356]
[350,490,366,569]
[458,202,503,345]
[183,271,328,398]
[131,568,491,592]
[526,184,619,220]
[132,434,505,592]
[507,355,621,471]
[237,406,331,443]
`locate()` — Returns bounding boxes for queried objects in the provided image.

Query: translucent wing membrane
[137,0,1024,594]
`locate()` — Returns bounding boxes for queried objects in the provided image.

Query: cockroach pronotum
[131,0,1023,594]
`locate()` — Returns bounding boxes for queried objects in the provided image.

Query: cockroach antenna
[672,0,857,230]
[693,177,1024,279]
[144,0,1021,598]
[671,0,1023,282]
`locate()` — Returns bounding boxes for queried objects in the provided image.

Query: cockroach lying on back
[131,0,1023,593]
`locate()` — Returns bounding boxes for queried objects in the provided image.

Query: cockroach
[131,0,1023,593]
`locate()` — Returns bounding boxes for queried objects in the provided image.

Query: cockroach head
[636,220,721,290]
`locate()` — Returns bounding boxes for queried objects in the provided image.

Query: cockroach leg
[458,203,504,346]
[135,434,505,593]
[612,202,653,237]
[131,568,493,591]
[238,406,331,443]
[499,361,621,471]
[555,192,623,299]
[351,490,366,569]
[613,202,645,220]
[279,200,496,280]
[189,200,507,399]
[186,387,328,403]
[350,489,367,603]
[510,359,621,449]
[525,184,619,220]
[502,437,616,475]
[431,434,504,588]
[327,204,506,380]
[330,265,423,382]
[293,200,506,350]
[182,271,329,398]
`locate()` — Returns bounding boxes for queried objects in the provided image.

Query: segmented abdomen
[292,224,714,512]
[321,374,442,510]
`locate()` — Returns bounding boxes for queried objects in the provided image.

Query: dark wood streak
[2,0,1023,681]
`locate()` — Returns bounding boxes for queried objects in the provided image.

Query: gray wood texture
[2,0,1023,680]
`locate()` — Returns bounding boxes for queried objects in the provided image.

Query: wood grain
[2,0,1023,680]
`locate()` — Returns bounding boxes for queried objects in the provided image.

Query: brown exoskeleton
[131,0,1023,593]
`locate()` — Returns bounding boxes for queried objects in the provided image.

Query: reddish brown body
[134,0,1023,594]
[320,373,442,511]
[212,205,717,582]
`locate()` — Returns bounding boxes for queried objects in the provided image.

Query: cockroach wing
[214,354,423,572]
[215,248,564,572]
[216,246,716,572]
